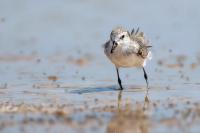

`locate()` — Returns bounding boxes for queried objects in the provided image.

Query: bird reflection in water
[107,89,150,133]
[117,88,150,111]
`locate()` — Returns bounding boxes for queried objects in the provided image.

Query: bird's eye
[120,35,125,40]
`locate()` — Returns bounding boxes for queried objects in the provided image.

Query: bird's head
[110,27,130,53]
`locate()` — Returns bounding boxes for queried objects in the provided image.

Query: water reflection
[117,90,122,112]
[117,87,150,111]
[143,89,150,111]
[107,89,151,133]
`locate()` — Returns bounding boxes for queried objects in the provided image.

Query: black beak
[111,41,118,53]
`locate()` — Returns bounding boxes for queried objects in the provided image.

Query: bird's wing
[130,30,147,46]
[103,40,111,56]
[130,28,152,58]
[103,40,110,49]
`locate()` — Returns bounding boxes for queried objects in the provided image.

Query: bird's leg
[116,67,124,90]
[143,67,149,89]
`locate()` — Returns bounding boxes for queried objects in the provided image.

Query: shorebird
[104,26,152,90]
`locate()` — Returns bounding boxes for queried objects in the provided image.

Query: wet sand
[0,53,200,133]
[1,83,200,133]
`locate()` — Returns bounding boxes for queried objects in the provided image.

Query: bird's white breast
[104,41,148,68]
[109,52,146,68]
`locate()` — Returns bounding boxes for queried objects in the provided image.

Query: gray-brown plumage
[130,28,152,59]
[103,26,152,90]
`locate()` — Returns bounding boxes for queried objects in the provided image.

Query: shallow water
[0,0,200,133]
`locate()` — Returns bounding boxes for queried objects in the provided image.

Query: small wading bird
[104,27,152,90]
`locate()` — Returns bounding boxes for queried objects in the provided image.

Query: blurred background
[0,0,200,132]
